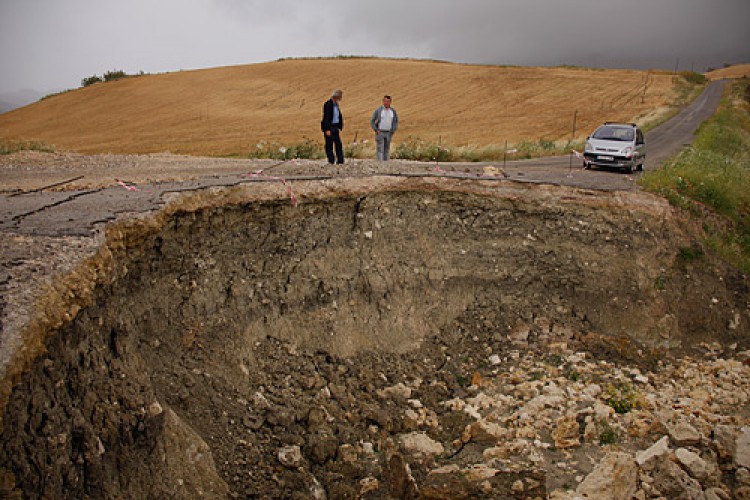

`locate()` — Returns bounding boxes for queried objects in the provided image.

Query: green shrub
[679,71,708,85]
[82,75,102,87]
[598,422,618,444]
[640,79,750,273]
[0,139,56,155]
[103,69,128,82]
[394,137,454,162]
[604,382,639,414]
[251,138,323,160]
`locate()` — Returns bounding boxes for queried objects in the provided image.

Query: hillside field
[0,58,680,156]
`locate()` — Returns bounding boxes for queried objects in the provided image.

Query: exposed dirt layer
[0,177,748,498]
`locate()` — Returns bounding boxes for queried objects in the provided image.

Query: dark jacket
[321,99,344,132]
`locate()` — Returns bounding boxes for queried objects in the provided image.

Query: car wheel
[625,164,634,174]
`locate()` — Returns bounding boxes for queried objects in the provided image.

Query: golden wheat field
[0,58,680,156]
[707,63,750,80]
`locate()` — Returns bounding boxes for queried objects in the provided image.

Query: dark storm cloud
[0,0,748,96]
[335,0,750,71]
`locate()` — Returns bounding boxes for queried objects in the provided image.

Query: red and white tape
[116,179,138,191]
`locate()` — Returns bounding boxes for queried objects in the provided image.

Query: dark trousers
[324,128,344,164]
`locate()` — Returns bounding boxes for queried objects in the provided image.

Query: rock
[378,383,412,401]
[385,453,419,499]
[463,420,508,444]
[489,354,501,366]
[509,323,530,345]
[675,448,709,480]
[552,415,581,449]
[277,445,303,468]
[338,444,358,464]
[359,477,380,496]
[310,475,326,500]
[582,383,602,398]
[636,436,671,471]
[738,467,750,486]
[576,451,637,499]
[158,408,229,498]
[147,401,164,417]
[421,464,546,499]
[713,425,738,461]
[705,487,731,500]
[399,432,444,458]
[305,433,338,465]
[651,457,704,499]
[669,421,701,447]
[736,427,750,468]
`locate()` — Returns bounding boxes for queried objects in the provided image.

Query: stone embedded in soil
[675,447,711,481]
[399,432,444,459]
[650,456,704,499]
[736,427,750,469]
[636,435,671,470]
[669,421,702,447]
[277,446,303,469]
[576,451,637,499]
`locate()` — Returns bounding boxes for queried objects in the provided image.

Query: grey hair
[331,89,343,98]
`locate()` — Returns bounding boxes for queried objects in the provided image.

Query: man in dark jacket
[321,89,344,164]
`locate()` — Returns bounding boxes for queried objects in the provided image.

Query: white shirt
[379,108,394,131]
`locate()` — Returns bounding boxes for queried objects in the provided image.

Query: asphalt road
[0,80,726,237]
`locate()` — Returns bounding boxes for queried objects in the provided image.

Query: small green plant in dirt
[654,275,667,291]
[677,245,705,266]
[0,139,56,155]
[566,369,582,382]
[455,373,468,387]
[598,422,619,444]
[604,382,640,414]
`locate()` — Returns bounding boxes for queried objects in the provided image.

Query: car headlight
[585,141,593,153]
[621,146,632,157]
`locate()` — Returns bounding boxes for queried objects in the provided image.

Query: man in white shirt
[370,95,399,161]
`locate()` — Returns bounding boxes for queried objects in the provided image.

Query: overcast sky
[1,0,748,95]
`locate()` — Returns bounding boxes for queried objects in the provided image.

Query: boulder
[552,415,581,449]
[736,427,750,469]
[675,448,709,481]
[277,445,303,469]
[399,432,444,458]
[669,421,701,447]
[651,457,704,499]
[713,425,738,461]
[576,451,637,499]
[421,464,546,499]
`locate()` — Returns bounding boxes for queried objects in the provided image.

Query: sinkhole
[0,177,746,498]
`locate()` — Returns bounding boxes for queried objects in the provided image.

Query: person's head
[331,89,343,103]
[383,95,392,108]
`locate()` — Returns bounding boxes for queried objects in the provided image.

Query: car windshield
[592,126,635,142]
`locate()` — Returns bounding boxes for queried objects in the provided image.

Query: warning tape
[115,179,138,191]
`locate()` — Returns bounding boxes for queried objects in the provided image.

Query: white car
[583,123,646,173]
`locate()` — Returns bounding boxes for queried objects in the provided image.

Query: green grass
[0,139,56,155]
[640,79,750,274]
[393,136,585,162]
